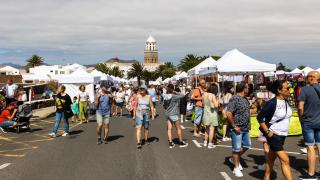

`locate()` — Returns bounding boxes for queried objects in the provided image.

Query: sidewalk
[31,106,56,121]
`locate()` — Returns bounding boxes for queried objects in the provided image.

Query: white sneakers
[49,132,68,137]
[233,167,243,177]
[203,140,208,147]
[228,157,243,171]
[207,143,216,149]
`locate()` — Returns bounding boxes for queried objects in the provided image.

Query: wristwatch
[266,130,270,134]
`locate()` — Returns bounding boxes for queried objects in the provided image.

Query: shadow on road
[148,137,160,143]
[69,130,84,135]
[107,135,124,142]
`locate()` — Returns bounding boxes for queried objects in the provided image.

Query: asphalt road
[0,106,315,180]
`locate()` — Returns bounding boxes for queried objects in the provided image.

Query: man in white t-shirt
[2,79,18,105]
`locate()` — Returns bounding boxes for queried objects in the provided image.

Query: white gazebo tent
[187,57,218,76]
[90,69,111,81]
[302,67,314,76]
[290,68,303,74]
[217,49,276,74]
[317,68,320,72]
[57,68,100,102]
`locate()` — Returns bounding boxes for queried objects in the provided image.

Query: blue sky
[0,0,319,69]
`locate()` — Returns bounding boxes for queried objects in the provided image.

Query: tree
[161,68,176,79]
[95,63,110,75]
[276,62,286,71]
[178,54,202,72]
[155,62,176,79]
[142,70,157,85]
[127,62,144,86]
[211,55,221,60]
[297,65,306,70]
[26,54,44,72]
[109,66,124,78]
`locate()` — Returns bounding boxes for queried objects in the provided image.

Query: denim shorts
[230,130,251,152]
[0,121,15,127]
[165,115,179,122]
[302,123,320,146]
[96,112,110,125]
[136,112,149,129]
[194,106,203,125]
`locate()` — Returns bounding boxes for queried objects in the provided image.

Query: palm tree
[155,62,176,79]
[26,54,44,71]
[127,62,144,86]
[142,70,156,85]
[178,54,202,72]
[95,63,110,75]
[110,66,124,78]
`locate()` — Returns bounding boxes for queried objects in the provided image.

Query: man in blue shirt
[95,85,113,145]
[298,71,320,180]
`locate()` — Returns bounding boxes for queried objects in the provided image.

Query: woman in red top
[0,102,18,130]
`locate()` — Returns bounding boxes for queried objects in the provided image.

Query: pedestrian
[95,85,112,145]
[16,85,27,106]
[49,85,72,137]
[2,79,18,105]
[148,85,157,117]
[298,71,320,180]
[257,80,293,180]
[115,87,125,116]
[71,96,79,123]
[0,102,18,132]
[202,83,219,149]
[222,85,234,141]
[226,82,251,178]
[132,86,155,149]
[164,84,188,148]
[179,86,189,123]
[191,79,206,137]
[127,87,138,118]
[78,85,89,124]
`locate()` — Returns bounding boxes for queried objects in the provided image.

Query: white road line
[220,172,232,180]
[192,140,202,148]
[216,144,304,155]
[180,125,186,130]
[0,163,11,170]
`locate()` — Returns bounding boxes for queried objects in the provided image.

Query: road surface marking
[0,163,11,170]
[0,154,24,157]
[216,144,304,156]
[0,146,38,153]
[30,124,43,128]
[0,136,14,142]
[180,125,186,130]
[192,140,202,148]
[220,172,232,180]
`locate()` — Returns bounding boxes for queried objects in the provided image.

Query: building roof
[105,57,139,64]
[0,75,23,84]
[146,35,156,43]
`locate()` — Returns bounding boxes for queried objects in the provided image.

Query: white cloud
[0,0,319,68]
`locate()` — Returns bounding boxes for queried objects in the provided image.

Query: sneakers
[228,157,243,171]
[62,132,69,137]
[97,138,103,145]
[203,140,208,147]
[137,143,142,149]
[179,141,188,148]
[222,137,231,141]
[49,132,56,138]
[233,167,243,177]
[169,142,175,149]
[300,148,308,154]
[103,138,108,144]
[299,174,317,180]
[258,163,266,171]
[0,127,7,133]
[208,143,216,149]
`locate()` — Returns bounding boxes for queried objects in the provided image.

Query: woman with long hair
[78,85,89,123]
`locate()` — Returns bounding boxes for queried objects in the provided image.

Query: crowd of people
[1,70,319,179]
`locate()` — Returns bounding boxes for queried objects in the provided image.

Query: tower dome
[144,35,158,63]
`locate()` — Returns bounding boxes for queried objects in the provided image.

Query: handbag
[58,98,73,118]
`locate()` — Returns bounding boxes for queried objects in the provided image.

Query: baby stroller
[15,103,33,133]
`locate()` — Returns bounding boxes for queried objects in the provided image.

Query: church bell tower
[144,35,158,64]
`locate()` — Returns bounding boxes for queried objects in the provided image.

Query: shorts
[194,106,203,125]
[116,102,124,107]
[165,115,179,122]
[0,121,15,127]
[266,134,286,152]
[96,113,110,125]
[302,124,320,146]
[152,101,156,107]
[230,130,251,152]
[136,112,149,129]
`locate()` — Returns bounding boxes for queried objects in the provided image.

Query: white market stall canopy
[90,69,112,81]
[57,68,100,84]
[317,68,320,72]
[290,68,303,74]
[217,49,276,74]
[302,67,314,75]
[188,57,218,75]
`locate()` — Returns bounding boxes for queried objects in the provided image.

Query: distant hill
[0,63,24,69]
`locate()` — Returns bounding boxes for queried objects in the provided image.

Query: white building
[0,65,20,75]
[29,63,85,77]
